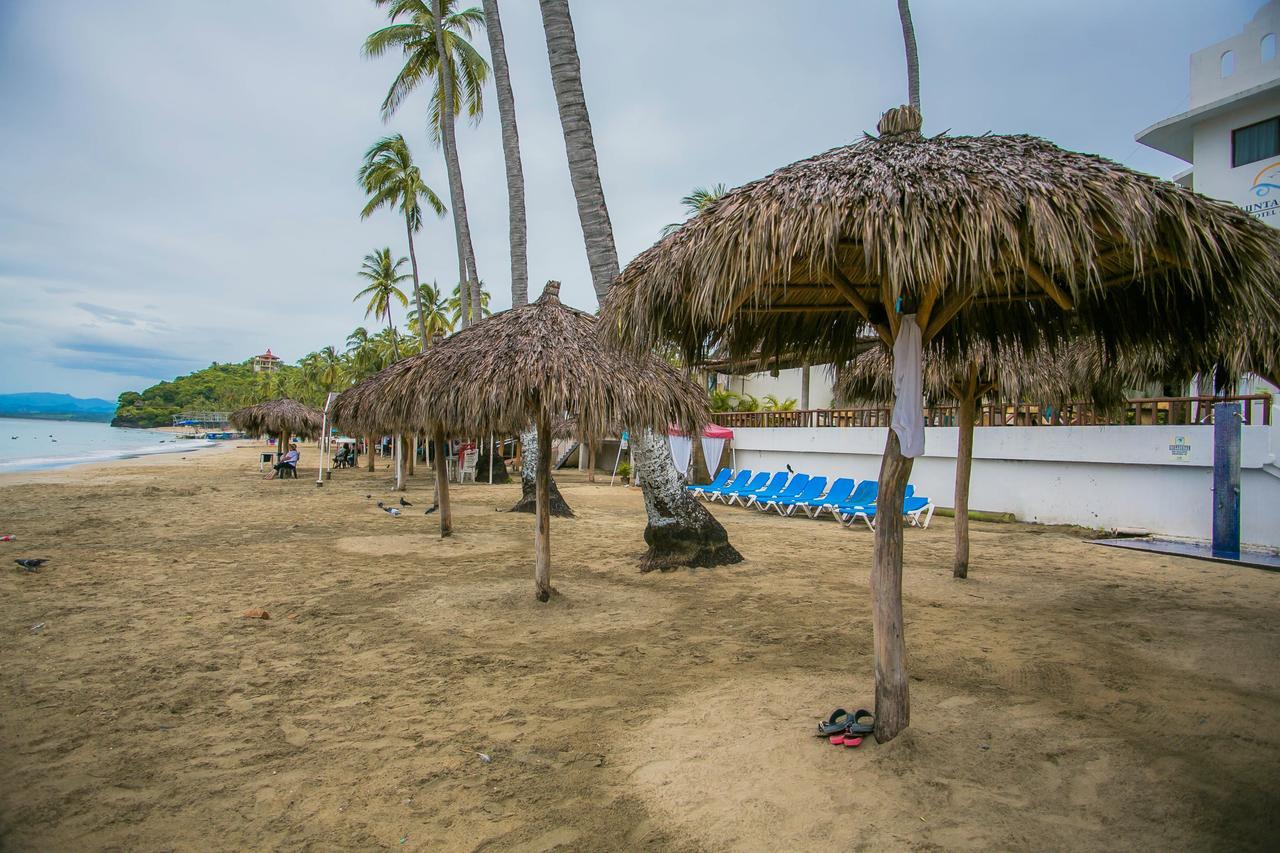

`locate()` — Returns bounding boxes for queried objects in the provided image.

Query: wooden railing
[710,394,1273,429]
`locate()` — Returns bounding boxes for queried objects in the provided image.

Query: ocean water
[0,417,214,473]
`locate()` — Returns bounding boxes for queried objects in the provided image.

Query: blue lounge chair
[752,473,810,511]
[767,476,829,516]
[701,469,752,502]
[832,481,880,523]
[797,477,857,518]
[687,468,733,499]
[845,493,933,531]
[727,471,785,506]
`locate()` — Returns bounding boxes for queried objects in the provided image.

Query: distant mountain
[0,392,117,422]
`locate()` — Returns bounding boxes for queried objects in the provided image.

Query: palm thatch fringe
[229,398,324,440]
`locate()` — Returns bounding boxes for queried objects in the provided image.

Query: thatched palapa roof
[229,398,324,439]
[331,281,706,439]
[603,106,1280,365]
[833,336,1202,411]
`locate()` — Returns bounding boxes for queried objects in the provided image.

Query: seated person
[334,444,354,467]
[267,443,300,479]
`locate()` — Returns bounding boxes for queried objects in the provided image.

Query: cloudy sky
[0,0,1262,400]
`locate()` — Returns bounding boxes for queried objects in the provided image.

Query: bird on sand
[399,497,412,507]
[424,504,438,515]
[365,494,372,499]
[15,558,47,572]
[375,502,401,517]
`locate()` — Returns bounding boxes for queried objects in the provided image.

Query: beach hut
[228,398,324,472]
[603,104,1280,741]
[333,280,707,601]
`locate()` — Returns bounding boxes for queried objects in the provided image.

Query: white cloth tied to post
[890,313,926,458]
[668,433,693,476]
[700,435,726,479]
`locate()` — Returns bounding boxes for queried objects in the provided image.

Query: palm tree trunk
[538,0,618,303]
[953,371,978,579]
[434,434,453,537]
[801,361,811,409]
[633,430,741,571]
[873,426,913,742]
[538,0,739,570]
[406,220,429,348]
[511,427,574,516]
[433,0,474,326]
[482,0,527,308]
[534,410,553,601]
[897,0,921,109]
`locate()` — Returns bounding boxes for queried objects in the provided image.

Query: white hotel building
[1137,0,1280,397]
[1138,1,1280,222]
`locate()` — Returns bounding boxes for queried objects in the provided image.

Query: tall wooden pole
[394,432,404,491]
[434,434,453,537]
[365,434,376,472]
[953,370,978,579]
[534,408,553,601]
[872,427,913,741]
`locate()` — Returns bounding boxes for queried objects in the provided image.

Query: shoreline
[0,439,245,486]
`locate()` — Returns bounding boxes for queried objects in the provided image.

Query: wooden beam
[880,280,901,338]
[922,291,972,343]
[1024,260,1075,311]
[828,268,892,346]
[725,285,762,318]
[915,282,940,333]
[741,305,858,314]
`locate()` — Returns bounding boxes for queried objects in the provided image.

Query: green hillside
[112,361,304,428]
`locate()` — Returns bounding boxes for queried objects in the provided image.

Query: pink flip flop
[828,733,863,747]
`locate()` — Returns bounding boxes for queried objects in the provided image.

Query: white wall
[719,366,836,409]
[727,423,1280,549]
[1190,1,1280,109]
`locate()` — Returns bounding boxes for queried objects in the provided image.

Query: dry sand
[1,444,1277,851]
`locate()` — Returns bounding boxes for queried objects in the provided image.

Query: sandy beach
[1,443,1277,851]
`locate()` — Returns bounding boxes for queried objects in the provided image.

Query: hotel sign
[1241,160,1280,223]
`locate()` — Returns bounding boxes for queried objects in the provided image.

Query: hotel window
[1232,117,1280,167]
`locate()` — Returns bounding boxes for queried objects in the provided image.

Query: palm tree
[661,184,726,236]
[364,0,488,326]
[359,133,447,349]
[480,0,528,307]
[898,0,921,109]
[448,280,490,326]
[537,0,618,304]
[355,248,411,360]
[407,281,455,339]
[537,0,740,569]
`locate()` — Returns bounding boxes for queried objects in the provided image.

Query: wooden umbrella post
[394,432,404,491]
[953,367,979,579]
[434,433,453,537]
[872,425,913,742]
[534,408,553,602]
[365,434,375,472]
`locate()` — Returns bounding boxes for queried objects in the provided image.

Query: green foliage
[363,0,490,142]
[761,394,798,411]
[111,361,306,428]
[617,461,632,480]
[707,389,760,412]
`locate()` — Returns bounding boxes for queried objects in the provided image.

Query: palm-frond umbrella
[603,105,1280,741]
[229,398,324,468]
[335,280,707,601]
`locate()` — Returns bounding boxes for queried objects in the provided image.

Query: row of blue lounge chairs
[687,468,935,530]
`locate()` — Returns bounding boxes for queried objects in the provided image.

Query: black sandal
[816,708,853,736]
[843,709,875,736]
